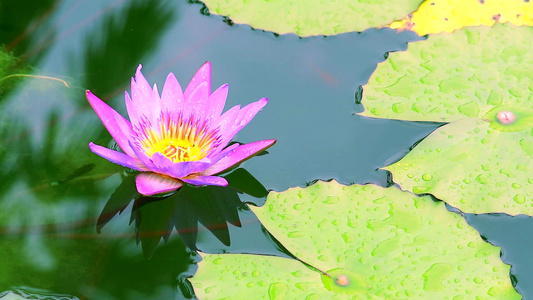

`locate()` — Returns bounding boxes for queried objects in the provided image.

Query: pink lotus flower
[87,62,275,196]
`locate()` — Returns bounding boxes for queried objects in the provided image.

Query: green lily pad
[386,118,533,215]
[359,24,533,122]
[200,0,422,36]
[191,181,519,298]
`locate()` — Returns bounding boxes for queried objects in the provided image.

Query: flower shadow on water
[97,167,269,258]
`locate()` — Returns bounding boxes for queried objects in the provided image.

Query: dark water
[0,0,529,299]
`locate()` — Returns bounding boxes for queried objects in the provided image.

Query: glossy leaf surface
[201,0,421,36]
[387,118,533,215]
[191,181,519,298]
[360,24,533,122]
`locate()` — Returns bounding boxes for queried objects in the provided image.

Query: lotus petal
[184,61,211,98]
[86,90,135,157]
[160,72,184,114]
[88,62,274,195]
[206,83,229,121]
[219,98,268,146]
[204,139,276,175]
[136,173,183,196]
[89,142,147,171]
[181,175,228,187]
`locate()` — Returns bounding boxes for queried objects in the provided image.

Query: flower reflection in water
[87,62,275,195]
[97,168,273,258]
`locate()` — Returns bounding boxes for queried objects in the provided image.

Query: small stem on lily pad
[294,256,331,277]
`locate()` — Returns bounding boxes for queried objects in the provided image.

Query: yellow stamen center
[138,113,218,163]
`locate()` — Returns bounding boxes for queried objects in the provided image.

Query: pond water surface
[1,1,532,299]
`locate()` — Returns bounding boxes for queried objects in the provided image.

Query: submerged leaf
[386,118,533,215]
[359,24,533,122]
[191,181,519,298]
[390,0,533,36]
[199,0,422,36]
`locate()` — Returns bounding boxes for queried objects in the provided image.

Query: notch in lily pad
[484,105,533,132]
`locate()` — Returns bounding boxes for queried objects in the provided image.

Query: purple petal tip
[199,61,212,75]
[86,90,97,101]
[265,139,276,147]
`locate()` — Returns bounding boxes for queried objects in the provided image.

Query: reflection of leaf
[0,116,22,199]
[132,196,177,258]
[390,0,533,36]
[79,0,175,98]
[76,0,176,157]
[197,0,422,36]
[0,231,193,299]
[185,186,238,242]
[386,118,533,215]
[0,0,57,65]
[97,174,139,233]
[0,47,30,100]
[191,181,520,298]
[0,288,78,300]
[132,183,245,257]
[359,24,533,122]
[115,168,268,257]
[0,0,57,101]
[14,112,112,203]
[225,168,268,199]
[59,163,96,184]
[93,238,195,299]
